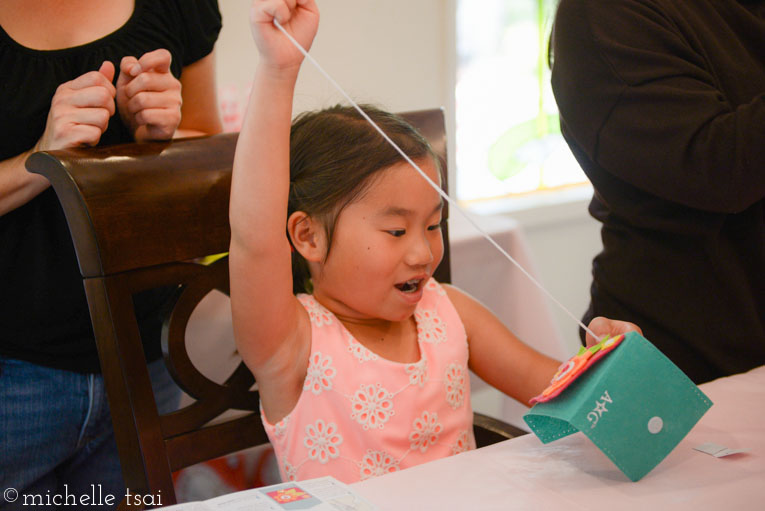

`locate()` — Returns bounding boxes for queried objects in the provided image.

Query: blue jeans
[0,356,180,511]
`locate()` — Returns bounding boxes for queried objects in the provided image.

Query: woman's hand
[116,49,182,141]
[37,61,116,151]
[585,316,643,347]
[250,0,319,72]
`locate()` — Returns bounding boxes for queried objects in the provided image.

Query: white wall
[214,0,601,357]
[216,1,452,119]
[509,196,603,355]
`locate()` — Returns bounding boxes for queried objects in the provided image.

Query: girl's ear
[287,211,326,262]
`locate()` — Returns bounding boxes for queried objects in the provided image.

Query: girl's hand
[116,49,182,141]
[37,61,116,151]
[585,316,643,347]
[250,0,319,72]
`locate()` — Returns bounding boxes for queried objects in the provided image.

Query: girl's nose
[405,234,434,267]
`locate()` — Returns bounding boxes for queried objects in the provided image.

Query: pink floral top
[261,279,475,483]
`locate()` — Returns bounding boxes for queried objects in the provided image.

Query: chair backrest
[25,108,455,507]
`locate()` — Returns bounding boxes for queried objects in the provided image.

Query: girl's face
[312,157,444,324]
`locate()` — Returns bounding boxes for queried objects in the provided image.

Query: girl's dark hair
[289,104,440,294]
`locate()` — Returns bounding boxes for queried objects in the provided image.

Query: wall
[509,195,603,355]
[216,1,453,145]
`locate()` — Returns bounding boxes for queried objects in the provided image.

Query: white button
[648,416,663,434]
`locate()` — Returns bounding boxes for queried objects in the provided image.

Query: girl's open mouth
[395,278,422,293]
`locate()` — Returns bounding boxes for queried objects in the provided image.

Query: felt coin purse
[523,331,713,481]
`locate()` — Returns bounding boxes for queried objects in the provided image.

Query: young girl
[230,0,640,484]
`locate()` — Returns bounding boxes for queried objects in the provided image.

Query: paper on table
[159,476,377,511]
[693,442,750,458]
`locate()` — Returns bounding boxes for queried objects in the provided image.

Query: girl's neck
[310,287,422,363]
[340,315,421,364]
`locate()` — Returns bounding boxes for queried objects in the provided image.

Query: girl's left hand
[585,316,643,347]
[116,49,182,141]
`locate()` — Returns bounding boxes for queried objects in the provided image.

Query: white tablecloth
[352,365,765,510]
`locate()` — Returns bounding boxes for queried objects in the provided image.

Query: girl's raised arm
[229,0,319,417]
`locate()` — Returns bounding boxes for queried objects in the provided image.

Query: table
[352,365,765,510]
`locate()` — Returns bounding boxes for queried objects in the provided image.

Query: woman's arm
[552,0,765,213]
[176,50,223,137]
[1,44,223,217]
[0,62,116,216]
[229,0,319,422]
[0,148,51,216]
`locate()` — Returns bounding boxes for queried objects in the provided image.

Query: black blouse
[0,0,222,372]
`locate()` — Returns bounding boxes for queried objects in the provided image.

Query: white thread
[273,19,600,343]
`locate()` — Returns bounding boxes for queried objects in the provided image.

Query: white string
[273,19,601,343]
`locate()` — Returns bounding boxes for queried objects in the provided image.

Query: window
[455,0,587,203]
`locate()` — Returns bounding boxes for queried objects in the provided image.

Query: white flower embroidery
[282,457,297,481]
[303,352,336,395]
[350,384,394,430]
[425,279,446,296]
[303,419,342,464]
[405,358,428,387]
[359,450,400,480]
[451,429,473,455]
[415,309,446,344]
[409,411,443,453]
[346,334,379,363]
[444,363,466,409]
[272,415,290,438]
[301,296,334,327]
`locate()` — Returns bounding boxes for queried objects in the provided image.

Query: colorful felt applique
[266,486,312,504]
[529,334,625,404]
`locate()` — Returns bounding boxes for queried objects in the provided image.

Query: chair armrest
[473,411,527,448]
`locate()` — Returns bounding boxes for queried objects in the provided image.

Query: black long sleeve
[552,0,765,382]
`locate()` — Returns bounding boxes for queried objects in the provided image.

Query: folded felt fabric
[524,331,713,481]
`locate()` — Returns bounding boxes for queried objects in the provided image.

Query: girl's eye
[387,230,406,237]
[427,223,442,231]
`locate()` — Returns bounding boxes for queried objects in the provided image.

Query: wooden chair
[26,108,524,509]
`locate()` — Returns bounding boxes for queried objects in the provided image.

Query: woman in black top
[551,0,764,383]
[0,0,222,507]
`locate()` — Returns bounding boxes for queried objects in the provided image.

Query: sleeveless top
[0,0,221,372]
[262,279,476,484]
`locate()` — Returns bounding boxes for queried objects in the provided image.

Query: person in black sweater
[550,0,764,383]
[0,1,222,508]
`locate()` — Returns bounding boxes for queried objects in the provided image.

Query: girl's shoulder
[420,279,469,320]
[436,281,466,307]
[439,282,492,338]
[296,293,339,329]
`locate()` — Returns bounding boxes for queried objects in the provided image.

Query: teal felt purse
[523,332,713,481]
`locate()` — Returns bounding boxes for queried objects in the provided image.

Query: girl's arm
[229,0,319,422]
[444,284,641,405]
[444,285,560,404]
